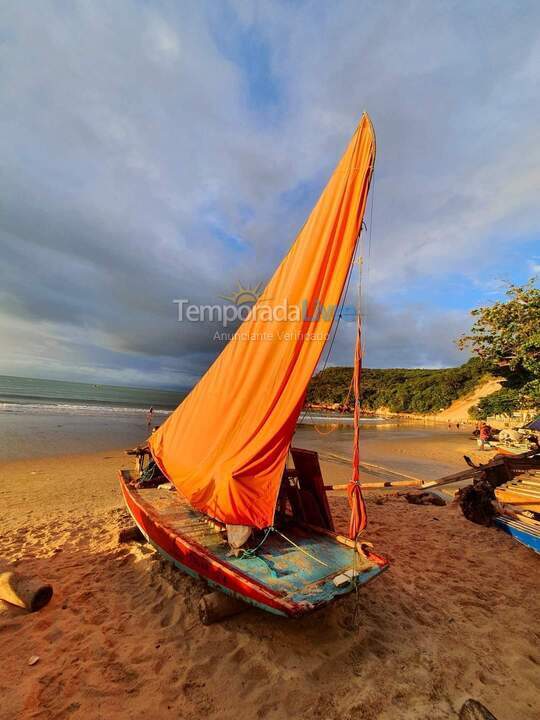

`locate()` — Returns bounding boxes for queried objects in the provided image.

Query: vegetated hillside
[306,357,488,414]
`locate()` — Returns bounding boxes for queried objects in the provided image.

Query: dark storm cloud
[0,1,539,385]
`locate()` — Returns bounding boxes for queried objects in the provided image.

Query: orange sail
[149,114,375,528]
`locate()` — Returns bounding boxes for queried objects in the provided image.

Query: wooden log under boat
[118,526,146,544]
[118,469,388,618]
[198,591,246,624]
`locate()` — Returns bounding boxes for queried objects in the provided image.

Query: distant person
[477,422,491,450]
[456,422,460,431]
[146,406,154,431]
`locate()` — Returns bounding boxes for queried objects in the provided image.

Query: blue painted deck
[136,487,383,606]
[215,527,375,605]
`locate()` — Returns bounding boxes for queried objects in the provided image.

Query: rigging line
[238,526,273,560]
[362,173,375,356]
[343,372,354,411]
[367,170,375,260]
[301,183,374,431]
[297,237,361,425]
[299,404,340,434]
[239,526,329,568]
[351,532,363,629]
[322,234,361,369]
[272,527,330,567]
[300,172,373,425]
[313,422,340,435]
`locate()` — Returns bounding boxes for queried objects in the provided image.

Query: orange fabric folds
[149,114,376,528]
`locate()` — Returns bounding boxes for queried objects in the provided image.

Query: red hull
[119,472,388,617]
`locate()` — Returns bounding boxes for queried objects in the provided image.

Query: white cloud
[0,1,539,384]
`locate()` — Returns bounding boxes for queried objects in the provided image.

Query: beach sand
[1,440,539,720]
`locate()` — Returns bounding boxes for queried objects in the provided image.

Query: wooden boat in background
[494,463,540,552]
[494,514,540,553]
[426,451,540,554]
[494,443,535,456]
[120,448,388,617]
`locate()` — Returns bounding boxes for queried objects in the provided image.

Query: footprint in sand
[159,611,174,628]
[104,661,139,686]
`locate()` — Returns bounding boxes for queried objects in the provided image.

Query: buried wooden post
[198,591,246,625]
[0,571,53,612]
[118,526,146,544]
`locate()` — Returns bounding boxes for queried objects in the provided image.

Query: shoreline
[0,421,490,478]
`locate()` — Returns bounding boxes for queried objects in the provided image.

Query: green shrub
[468,388,521,420]
[307,357,487,414]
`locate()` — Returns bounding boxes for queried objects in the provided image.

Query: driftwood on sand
[0,570,53,612]
[403,491,447,506]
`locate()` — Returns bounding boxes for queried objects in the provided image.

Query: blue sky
[0,1,539,387]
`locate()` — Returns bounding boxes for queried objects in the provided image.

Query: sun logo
[220,281,264,306]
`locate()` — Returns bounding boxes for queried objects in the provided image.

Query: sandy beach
[1,428,538,720]
[3,3,539,718]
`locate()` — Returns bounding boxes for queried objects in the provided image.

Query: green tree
[306,358,487,414]
[457,279,540,410]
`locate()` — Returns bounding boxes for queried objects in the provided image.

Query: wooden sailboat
[120,449,388,617]
[120,114,389,616]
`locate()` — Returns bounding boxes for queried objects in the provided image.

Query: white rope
[272,527,330,568]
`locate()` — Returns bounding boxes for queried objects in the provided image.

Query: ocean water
[0,375,184,414]
[0,375,460,479]
[0,375,186,461]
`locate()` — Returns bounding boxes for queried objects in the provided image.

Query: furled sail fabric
[149,114,375,528]
[348,313,367,539]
